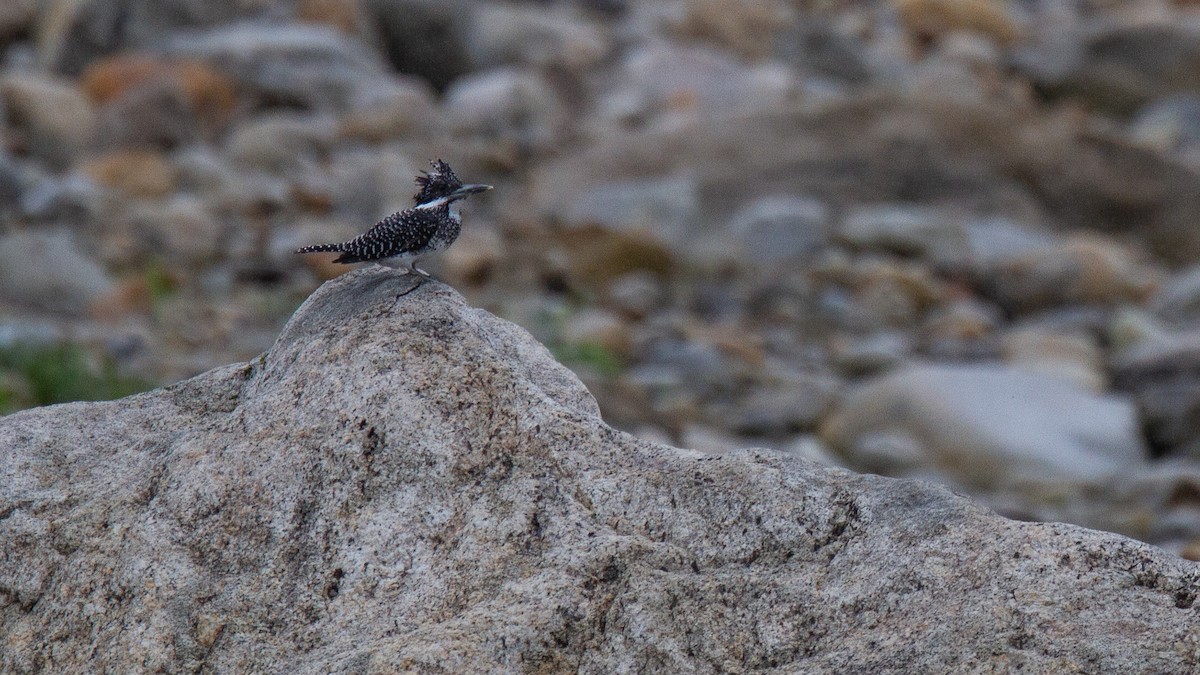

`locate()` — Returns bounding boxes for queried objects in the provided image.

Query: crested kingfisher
[296,159,492,277]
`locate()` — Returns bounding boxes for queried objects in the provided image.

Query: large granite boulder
[2,267,1197,673]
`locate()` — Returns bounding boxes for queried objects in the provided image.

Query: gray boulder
[821,363,1148,488]
[1,267,1197,673]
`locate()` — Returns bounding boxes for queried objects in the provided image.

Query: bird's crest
[413,159,463,205]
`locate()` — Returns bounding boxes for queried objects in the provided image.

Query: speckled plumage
[296,160,490,275]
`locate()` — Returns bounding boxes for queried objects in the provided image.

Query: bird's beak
[452,184,493,198]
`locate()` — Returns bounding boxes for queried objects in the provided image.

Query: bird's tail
[295,243,344,255]
[295,242,362,264]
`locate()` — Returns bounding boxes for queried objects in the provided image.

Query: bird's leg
[409,258,432,277]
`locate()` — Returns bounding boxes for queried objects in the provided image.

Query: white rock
[822,363,1147,487]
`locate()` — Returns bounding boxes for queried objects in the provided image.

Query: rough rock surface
[2,267,1197,673]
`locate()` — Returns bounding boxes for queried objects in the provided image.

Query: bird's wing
[344,208,441,261]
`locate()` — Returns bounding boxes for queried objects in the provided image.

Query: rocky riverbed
[2,0,1200,557]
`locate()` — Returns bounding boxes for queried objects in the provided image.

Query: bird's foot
[407,260,433,278]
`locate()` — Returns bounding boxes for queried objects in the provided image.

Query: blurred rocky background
[1,0,1199,557]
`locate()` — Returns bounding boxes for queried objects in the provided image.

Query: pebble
[467,4,608,70]
[727,195,830,265]
[165,22,387,111]
[559,307,631,358]
[37,0,244,74]
[894,0,1025,46]
[604,272,666,320]
[0,152,25,210]
[225,114,338,172]
[727,372,841,436]
[838,204,968,265]
[1150,263,1200,326]
[669,0,794,61]
[82,55,238,146]
[0,229,115,314]
[357,0,473,90]
[1067,24,1200,113]
[1112,330,1200,459]
[82,150,179,199]
[122,195,226,266]
[1129,93,1200,153]
[1001,328,1106,392]
[830,331,912,377]
[19,171,109,223]
[438,224,504,287]
[296,0,364,35]
[0,0,35,43]
[608,43,798,126]
[338,77,436,142]
[1,73,97,166]
[964,216,1057,271]
[444,67,566,149]
[678,423,750,456]
[779,18,873,85]
[983,234,1156,313]
[778,435,842,466]
[920,297,1001,348]
[561,174,699,249]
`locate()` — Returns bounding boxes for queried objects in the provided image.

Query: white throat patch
[415,195,453,210]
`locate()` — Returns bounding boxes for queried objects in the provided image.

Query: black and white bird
[296,159,491,277]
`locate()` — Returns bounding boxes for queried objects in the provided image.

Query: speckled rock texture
[2,266,1198,673]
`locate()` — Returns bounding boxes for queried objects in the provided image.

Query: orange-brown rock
[81,150,178,199]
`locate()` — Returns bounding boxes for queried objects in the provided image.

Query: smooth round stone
[605,272,666,319]
[165,22,388,111]
[1150,263,1200,325]
[821,363,1148,488]
[727,195,830,264]
[467,3,608,70]
[339,77,436,142]
[443,67,566,148]
[1112,330,1200,459]
[0,73,97,167]
[225,114,338,172]
[560,174,699,248]
[1129,94,1200,151]
[831,331,912,377]
[838,204,968,265]
[1001,328,1106,392]
[0,229,115,314]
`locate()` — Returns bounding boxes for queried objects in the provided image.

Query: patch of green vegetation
[519,300,628,379]
[0,342,155,415]
[550,341,624,378]
[0,382,17,413]
[144,260,178,307]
